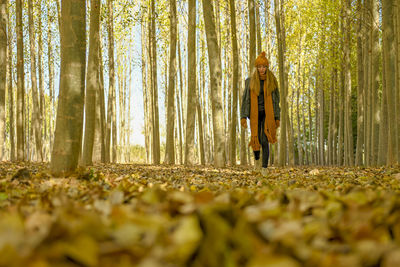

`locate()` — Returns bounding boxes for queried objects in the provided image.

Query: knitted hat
[254,51,269,67]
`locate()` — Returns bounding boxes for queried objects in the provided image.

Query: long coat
[240,77,281,121]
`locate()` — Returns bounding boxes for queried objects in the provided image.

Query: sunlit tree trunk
[16,0,25,161]
[51,0,86,175]
[82,0,100,166]
[98,40,106,163]
[37,0,44,154]
[248,0,256,71]
[202,0,225,167]
[28,0,43,161]
[47,0,54,158]
[7,3,15,161]
[369,0,380,165]
[296,35,303,165]
[396,0,400,163]
[356,0,364,166]
[378,46,388,165]
[177,37,184,164]
[302,73,308,165]
[184,0,196,165]
[140,12,150,164]
[106,0,116,163]
[55,0,61,31]
[196,89,205,165]
[150,0,160,164]
[274,0,287,166]
[382,0,397,165]
[344,0,354,166]
[255,0,261,55]
[229,0,238,166]
[164,0,177,164]
[0,0,6,160]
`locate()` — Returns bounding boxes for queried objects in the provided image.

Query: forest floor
[1,162,400,267]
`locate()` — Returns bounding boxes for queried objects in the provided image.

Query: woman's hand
[241,118,247,129]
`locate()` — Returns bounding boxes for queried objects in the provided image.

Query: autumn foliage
[1,163,400,266]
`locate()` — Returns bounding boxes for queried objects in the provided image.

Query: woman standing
[240,52,280,176]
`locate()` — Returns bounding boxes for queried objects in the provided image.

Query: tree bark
[344,0,354,165]
[177,37,184,164]
[356,0,364,166]
[396,0,400,163]
[28,0,43,161]
[248,0,256,71]
[7,3,15,161]
[382,0,397,165]
[37,0,44,149]
[150,0,160,164]
[98,38,106,163]
[184,0,196,165]
[105,0,115,163]
[164,0,177,164]
[82,0,101,166]
[196,89,205,165]
[370,0,380,165]
[51,0,86,175]
[274,0,287,166]
[0,0,6,160]
[255,0,262,55]
[229,0,238,166]
[202,0,225,167]
[47,0,54,157]
[378,45,388,165]
[16,0,25,161]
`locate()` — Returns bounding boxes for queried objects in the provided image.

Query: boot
[261,167,268,177]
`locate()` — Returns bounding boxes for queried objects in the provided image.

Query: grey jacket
[240,77,281,120]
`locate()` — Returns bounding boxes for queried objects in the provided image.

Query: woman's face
[257,65,267,75]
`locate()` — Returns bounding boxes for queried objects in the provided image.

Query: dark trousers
[254,111,269,168]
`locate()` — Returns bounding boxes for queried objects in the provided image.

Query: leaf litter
[1,161,400,266]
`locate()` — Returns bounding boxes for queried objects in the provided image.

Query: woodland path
[1,162,400,266]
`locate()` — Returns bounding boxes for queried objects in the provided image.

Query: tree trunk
[98,39,106,163]
[202,0,225,167]
[287,99,295,165]
[378,45,388,165]
[0,0,6,160]
[327,73,333,165]
[248,0,256,71]
[164,0,177,164]
[105,0,115,163]
[184,0,196,165]
[356,0,364,166]
[196,89,205,165]
[369,0,380,165]
[7,3,15,161]
[396,0,400,163]
[344,0,354,166]
[82,0,100,166]
[274,0,287,166]
[150,0,160,164]
[28,0,44,161]
[229,0,238,166]
[55,0,61,32]
[37,0,44,153]
[296,37,303,165]
[51,0,86,175]
[47,1,54,158]
[16,0,25,161]
[382,0,397,165]
[141,12,150,164]
[255,0,262,55]
[177,37,184,164]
